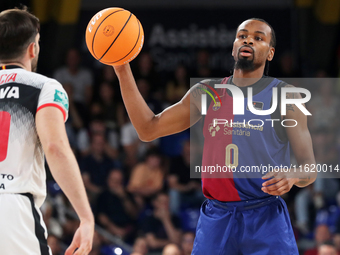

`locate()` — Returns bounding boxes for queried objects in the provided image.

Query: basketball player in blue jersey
[113,19,316,254]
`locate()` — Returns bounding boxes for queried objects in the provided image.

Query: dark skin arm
[113,64,203,141]
[262,84,317,195]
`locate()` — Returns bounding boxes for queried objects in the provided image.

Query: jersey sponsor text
[0,73,17,85]
[0,86,19,99]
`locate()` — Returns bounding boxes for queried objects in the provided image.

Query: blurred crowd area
[2,0,340,254]
[40,48,340,255]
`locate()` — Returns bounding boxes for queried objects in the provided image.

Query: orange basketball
[85,7,144,66]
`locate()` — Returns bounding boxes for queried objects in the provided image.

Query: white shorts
[0,193,51,255]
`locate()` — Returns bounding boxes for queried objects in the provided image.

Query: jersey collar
[1,65,23,70]
[227,75,275,97]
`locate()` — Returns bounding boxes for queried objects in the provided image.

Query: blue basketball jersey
[202,76,290,201]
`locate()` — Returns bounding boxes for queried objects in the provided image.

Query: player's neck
[232,66,265,87]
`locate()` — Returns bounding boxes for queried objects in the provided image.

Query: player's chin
[237,53,254,60]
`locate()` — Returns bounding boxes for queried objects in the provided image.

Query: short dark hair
[237,18,276,48]
[0,6,40,61]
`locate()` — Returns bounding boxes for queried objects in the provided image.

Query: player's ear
[27,42,36,59]
[267,46,275,61]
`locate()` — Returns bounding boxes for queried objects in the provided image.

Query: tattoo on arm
[191,83,208,98]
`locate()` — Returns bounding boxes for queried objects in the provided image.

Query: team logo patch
[54,90,69,111]
[246,101,264,111]
[208,122,220,137]
[212,101,221,111]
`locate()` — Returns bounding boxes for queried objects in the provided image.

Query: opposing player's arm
[113,64,203,141]
[284,85,316,187]
[36,107,94,255]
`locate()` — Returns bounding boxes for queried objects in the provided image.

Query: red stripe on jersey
[0,111,11,162]
[201,77,241,202]
[37,103,66,121]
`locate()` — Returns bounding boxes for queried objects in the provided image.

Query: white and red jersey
[0,65,68,207]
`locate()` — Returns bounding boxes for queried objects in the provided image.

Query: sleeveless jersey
[0,66,68,207]
[201,76,290,202]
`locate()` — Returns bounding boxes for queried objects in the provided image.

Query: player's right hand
[65,220,94,255]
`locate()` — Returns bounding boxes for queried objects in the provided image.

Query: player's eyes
[239,34,246,39]
[255,37,262,41]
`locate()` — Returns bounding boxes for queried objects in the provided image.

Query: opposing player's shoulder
[37,75,69,121]
[39,77,68,103]
[43,77,63,88]
[17,68,44,79]
[31,73,64,90]
[14,69,62,90]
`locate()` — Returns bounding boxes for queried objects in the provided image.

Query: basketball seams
[104,17,141,64]
[98,13,133,61]
[90,9,124,59]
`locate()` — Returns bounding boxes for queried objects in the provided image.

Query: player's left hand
[261,171,299,196]
[65,220,94,255]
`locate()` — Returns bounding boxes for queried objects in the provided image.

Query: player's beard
[31,55,38,73]
[234,57,255,71]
